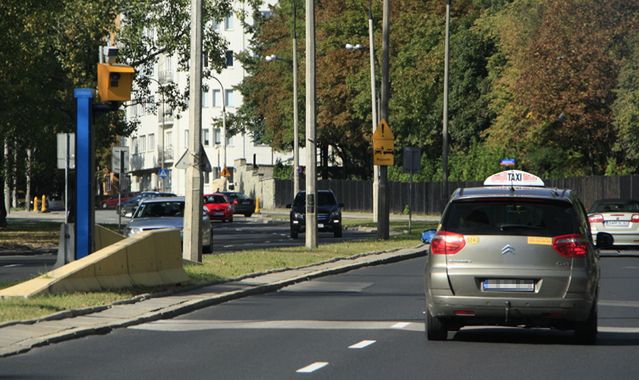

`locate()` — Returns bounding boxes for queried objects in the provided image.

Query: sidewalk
[0,245,426,358]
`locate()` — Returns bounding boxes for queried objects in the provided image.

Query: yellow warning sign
[220,166,231,177]
[373,119,394,166]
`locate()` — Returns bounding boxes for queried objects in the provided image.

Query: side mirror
[286,204,292,208]
[421,229,437,244]
[595,232,614,249]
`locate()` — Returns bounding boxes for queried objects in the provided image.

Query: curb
[0,246,426,358]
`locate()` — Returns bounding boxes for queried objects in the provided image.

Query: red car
[203,193,234,222]
[99,193,135,209]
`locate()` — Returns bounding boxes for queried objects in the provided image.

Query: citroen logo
[501,244,516,255]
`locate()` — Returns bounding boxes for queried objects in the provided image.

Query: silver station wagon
[424,170,614,343]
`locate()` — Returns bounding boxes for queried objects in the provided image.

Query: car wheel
[244,213,252,217]
[334,225,342,238]
[426,307,448,341]
[203,231,213,253]
[574,304,597,344]
[229,216,233,223]
[291,229,298,239]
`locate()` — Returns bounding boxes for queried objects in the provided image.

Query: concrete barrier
[0,229,189,298]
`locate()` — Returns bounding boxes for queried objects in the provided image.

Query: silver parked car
[588,198,639,247]
[424,170,613,343]
[125,197,213,253]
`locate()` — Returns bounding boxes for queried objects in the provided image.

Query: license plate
[605,221,629,227]
[214,212,223,216]
[482,279,535,292]
[318,223,324,228]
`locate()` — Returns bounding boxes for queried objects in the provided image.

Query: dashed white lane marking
[296,362,328,373]
[349,340,376,349]
[2,264,22,268]
[391,322,411,329]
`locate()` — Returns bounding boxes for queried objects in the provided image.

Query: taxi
[424,170,613,343]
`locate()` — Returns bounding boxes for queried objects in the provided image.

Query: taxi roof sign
[484,170,545,187]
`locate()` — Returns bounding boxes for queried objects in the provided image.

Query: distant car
[203,193,234,222]
[588,198,639,247]
[120,191,176,217]
[219,191,255,217]
[287,190,343,239]
[125,196,213,253]
[100,194,135,209]
[424,170,613,343]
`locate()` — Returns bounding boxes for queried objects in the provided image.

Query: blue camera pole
[74,88,95,260]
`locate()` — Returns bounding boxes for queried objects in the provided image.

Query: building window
[139,135,146,153]
[203,129,210,146]
[202,87,209,108]
[148,133,155,152]
[225,50,234,67]
[260,10,272,19]
[212,89,222,108]
[132,137,138,154]
[214,128,221,145]
[225,89,235,108]
[224,14,234,30]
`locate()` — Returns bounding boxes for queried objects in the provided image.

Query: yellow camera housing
[97,63,135,102]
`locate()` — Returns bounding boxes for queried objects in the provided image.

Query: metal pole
[443,0,451,201]
[293,1,300,194]
[409,172,413,234]
[305,0,317,249]
[377,0,390,240]
[183,0,204,262]
[65,133,69,224]
[211,76,226,175]
[368,0,379,223]
[118,150,124,231]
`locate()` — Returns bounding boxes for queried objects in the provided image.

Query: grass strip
[0,220,435,324]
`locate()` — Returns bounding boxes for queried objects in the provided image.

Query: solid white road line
[296,362,329,373]
[349,340,376,349]
[391,322,411,329]
[1,264,22,268]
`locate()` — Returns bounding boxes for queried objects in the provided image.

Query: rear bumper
[592,230,639,246]
[428,294,594,325]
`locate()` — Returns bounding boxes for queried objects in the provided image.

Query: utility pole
[377,0,390,240]
[305,0,317,249]
[442,0,451,202]
[183,0,203,262]
[368,0,379,223]
[292,1,300,194]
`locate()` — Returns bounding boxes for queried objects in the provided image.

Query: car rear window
[135,201,184,218]
[590,200,639,213]
[293,192,337,208]
[442,198,579,236]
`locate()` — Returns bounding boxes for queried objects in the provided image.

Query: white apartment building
[125,1,304,195]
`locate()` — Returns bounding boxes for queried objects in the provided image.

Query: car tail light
[632,214,639,223]
[431,231,466,255]
[233,200,238,205]
[588,214,604,223]
[453,309,475,316]
[552,234,588,257]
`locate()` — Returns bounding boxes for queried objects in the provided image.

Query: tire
[426,308,448,341]
[334,225,343,238]
[574,304,597,345]
[203,231,213,253]
[291,229,299,239]
[229,216,233,223]
[244,213,252,217]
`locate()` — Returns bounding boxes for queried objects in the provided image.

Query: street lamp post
[265,53,299,194]
[442,0,451,202]
[345,3,379,220]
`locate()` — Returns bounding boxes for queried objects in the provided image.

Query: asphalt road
[2,256,639,379]
[0,255,56,284]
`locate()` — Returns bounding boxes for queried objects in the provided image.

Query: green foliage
[273,161,293,180]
